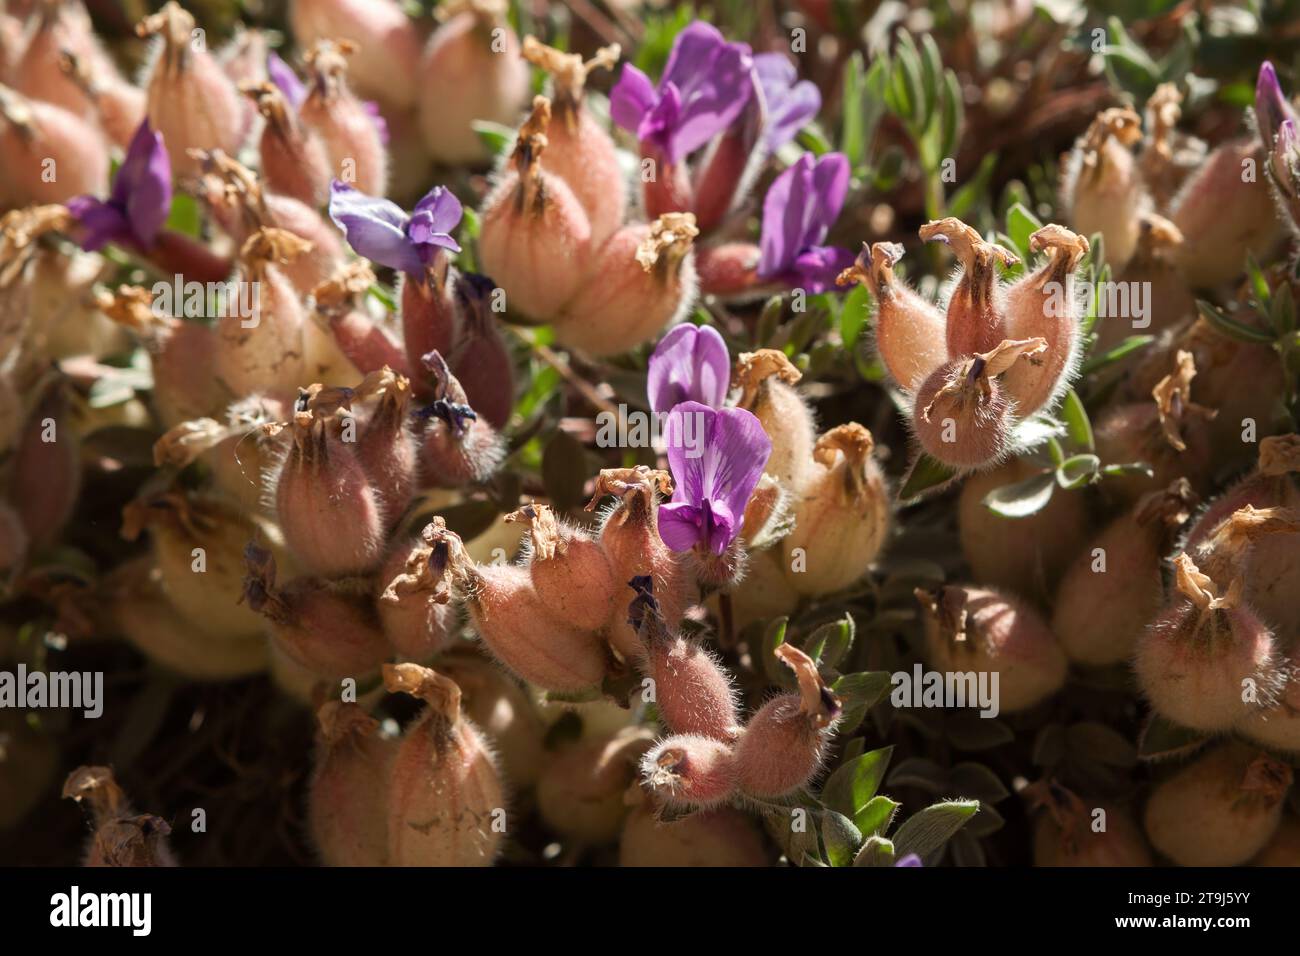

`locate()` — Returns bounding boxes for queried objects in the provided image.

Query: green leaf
[1196,300,1275,344]
[982,469,1056,517]
[821,746,895,818]
[1100,461,1154,478]
[1059,389,1094,451]
[854,795,900,838]
[831,672,893,733]
[1005,202,1043,262]
[887,756,949,794]
[804,615,855,669]
[891,799,980,862]
[760,616,789,684]
[1081,334,1154,374]
[1055,453,1100,489]
[541,430,589,513]
[898,453,959,504]
[821,810,863,867]
[852,835,897,867]
[840,52,867,168]
[939,68,964,162]
[162,192,201,238]
[948,152,997,220]
[1067,722,1139,768]
[1271,288,1296,336]
[1245,253,1272,310]
[471,121,515,156]
[948,763,1011,804]
[945,714,1015,751]
[796,123,832,157]
[839,282,872,348]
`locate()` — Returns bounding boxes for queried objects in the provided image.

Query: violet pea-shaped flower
[757,151,854,293]
[609,21,754,166]
[647,324,731,415]
[659,401,772,555]
[66,119,172,252]
[1256,62,1298,151]
[329,179,462,277]
[752,53,821,157]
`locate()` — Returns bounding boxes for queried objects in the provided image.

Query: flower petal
[328,180,424,275]
[754,53,821,155]
[414,185,464,235]
[119,121,172,248]
[702,407,771,525]
[267,52,307,111]
[663,400,713,505]
[791,244,856,293]
[610,63,657,134]
[647,324,731,414]
[669,36,754,162]
[758,152,813,277]
[67,196,130,252]
[658,501,703,552]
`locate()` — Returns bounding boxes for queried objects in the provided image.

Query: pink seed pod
[1101,215,1191,355]
[920,217,1019,358]
[417,351,506,488]
[537,728,653,844]
[377,521,456,660]
[245,81,332,209]
[298,40,388,197]
[1029,787,1152,867]
[218,26,269,89]
[734,349,815,491]
[781,424,890,597]
[733,644,840,799]
[272,396,387,577]
[1060,107,1146,273]
[918,584,1067,713]
[958,457,1090,601]
[1143,742,1291,866]
[447,271,514,430]
[11,382,81,549]
[137,3,248,180]
[552,213,699,357]
[1241,642,1300,753]
[0,13,21,81]
[640,734,738,810]
[1053,480,1195,666]
[54,48,147,151]
[0,502,28,575]
[383,662,505,866]
[506,503,616,633]
[15,0,113,123]
[1135,553,1285,732]
[619,799,769,867]
[399,270,456,392]
[478,96,594,322]
[0,84,108,206]
[307,702,396,866]
[352,367,419,520]
[640,141,695,221]
[1135,83,1207,209]
[588,467,693,660]
[725,548,800,630]
[216,228,312,400]
[1252,815,1300,866]
[1000,225,1089,416]
[289,0,421,108]
[242,543,389,679]
[836,242,946,391]
[416,0,529,165]
[63,766,177,868]
[912,338,1046,471]
[440,650,547,789]
[1170,138,1283,288]
[693,242,764,300]
[521,37,625,244]
[313,261,410,378]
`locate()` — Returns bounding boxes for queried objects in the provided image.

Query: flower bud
[289,0,422,108]
[1143,742,1291,866]
[0,84,108,206]
[63,766,177,867]
[416,351,506,488]
[918,584,1067,713]
[1030,786,1152,867]
[920,218,1019,358]
[640,734,737,810]
[352,367,419,520]
[912,338,1046,470]
[314,262,411,379]
[137,3,248,180]
[245,81,332,208]
[377,521,455,660]
[506,503,616,632]
[1053,480,1194,666]
[478,97,593,322]
[1135,554,1285,732]
[734,350,815,490]
[521,38,625,244]
[782,424,889,596]
[308,702,396,866]
[619,801,769,867]
[383,662,505,866]
[836,242,946,391]
[416,0,530,164]
[1000,225,1089,416]
[1061,107,1146,273]
[298,40,388,197]
[242,544,389,679]
[693,242,764,300]
[733,645,839,799]
[537,728,652,845]
[440,650,546,789]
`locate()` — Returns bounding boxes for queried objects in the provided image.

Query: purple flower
[894,853,923,867]
[329,180,462,276]
[1257,62,1298,150]
[610,22,754,165]
[647,324,730,415]
[757,152,853,293]
[659,402,771,555]
[269,51,389,145]
[752,53,821,156]
[67,119,172,252]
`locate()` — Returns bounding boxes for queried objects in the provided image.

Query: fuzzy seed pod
[507,504,616,632]
[377,523,456,660]
[0,84,108,206]
[315,263,411,379]
[1252,815,1300,866]
[384,663,505,866]
[137,3,248,180]
[1000,225,1089,416]
[693,242,764,300]
[1061,108,1146,273]
[399,270,455,390]
[836,242,946,391]
[308,702,396,866]
[920,218,1019,358]
[0,502,28,575]
[417,351,506,487]
[1103,215,1192,353]
[619,801,768,867]
[734,350,815,491]
[15,0,109,121]
[919,585,1067,713]
[352,368,419,520]
[725,548,799,630]
[289,0,421,108]
[912,338,1046,470]
[537,729,652,845]
[1143,742,1291,866]
[272,396,386,577]
[63,766,177,867]
[416,0,530,165]
[447,271,514,430]
[1135,554,1284,732]
[245,81,332,208]
[1030,787,1152,867]
[243,545,389,679]
[53,45,146,151]
[1054,481,1194,666]
[552,214,699,356]
[299,40,388,197]
[521,38,625,244]
[11,383,81,549]
[733,645,839,799]
[1241,643,1300,753]
[1136,83,1206,209]
[782,424,889,596]
[640,734,738,810]
[478,97,593,321]
[440,651,546,789]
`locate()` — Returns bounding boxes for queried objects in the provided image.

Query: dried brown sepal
[1259,434,1300,477]
[1151,350,1215,452]
[62,765,129,820]
[584,466,673,511]
[504,502,563,560]
[239,226,313,274]
[774,643,839,729]
[921,337,1046,422]
[1143,83,1182,160]
[734,349,802,408]
[520,36,619,119]
[0,204,70,287]
[635,212,698,278]
[1026,224,1089,289]
[382,662,462,724]
[1134,478,1197,530]
[1172,552,1241,612]
[312,260,376,314]
[915,584,971,644]
[1078,107,1142,180]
